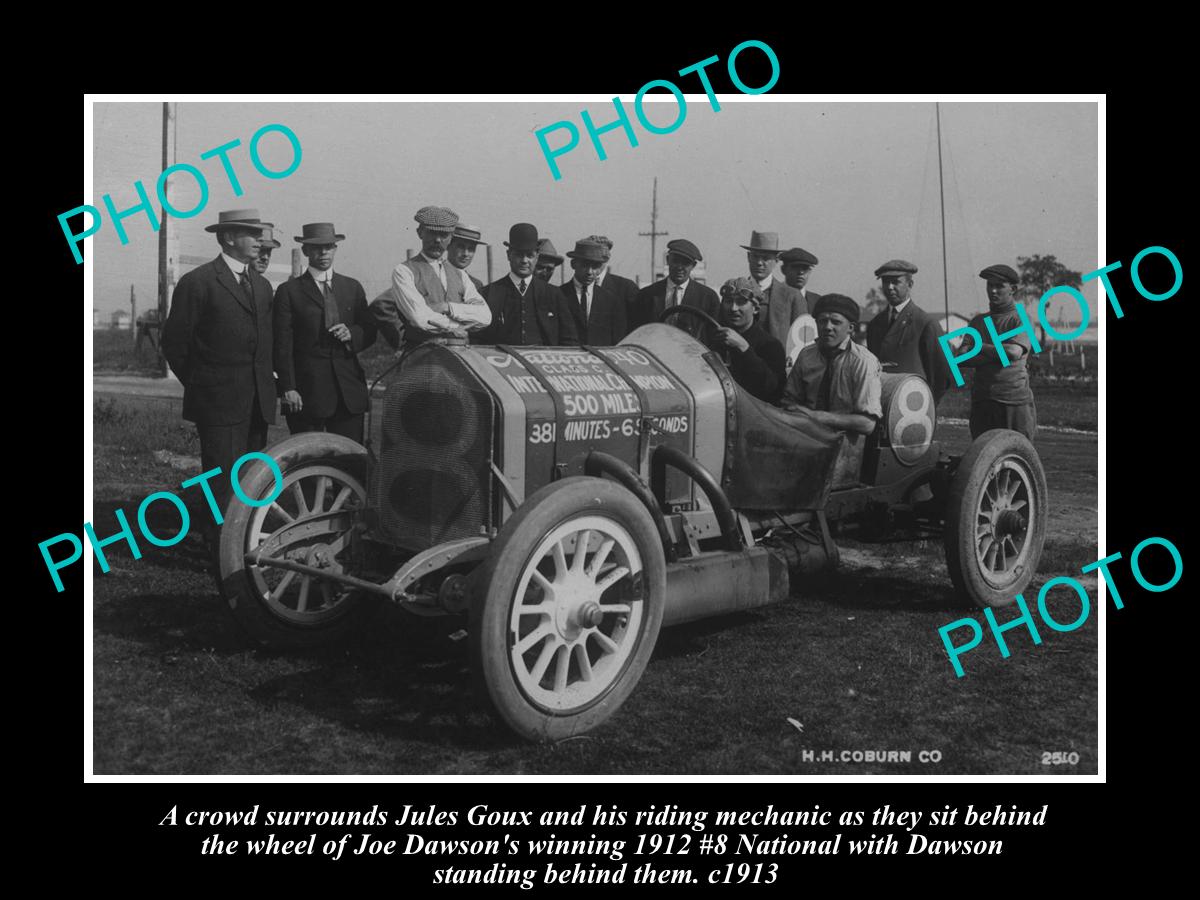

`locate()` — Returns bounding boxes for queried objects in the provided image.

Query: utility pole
[935,103,950,324]
[158,102,178,377]
[638,177,669,284]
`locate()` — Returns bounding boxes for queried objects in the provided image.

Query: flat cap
[780,247,818,266]
[414,205,459,232]
[874,259,918,277]
[586,234,614,252]
[665,238,702,264]
[813,293,861,323]
[537,238,563,264]
[979,264,1019,285]
[720,276,765,303]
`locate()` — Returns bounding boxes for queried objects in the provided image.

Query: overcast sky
[89,99,1097,321]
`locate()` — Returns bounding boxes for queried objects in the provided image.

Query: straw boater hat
[204,209,272,233]
[452,223,488,246]
[294,223,345,244]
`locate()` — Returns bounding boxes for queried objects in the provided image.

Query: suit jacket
[630,279,720,329]
[866,300,950,401]
[600,270,640,315]
[273,271,377,418]
[756,278,809,345]
[162,255,276,426]
[560,281,628,346]
[476,275,580,346]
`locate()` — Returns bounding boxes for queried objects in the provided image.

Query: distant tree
[1016,254,1083,302]
[862,287,887,322]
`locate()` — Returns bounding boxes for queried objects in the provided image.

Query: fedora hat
[566,240,609,263]
[205,208,272,233]
[504,223,540,252]
[294,222,345,244]
[258,227,282,249]
[537,238,563,264]
[739,231,781,254]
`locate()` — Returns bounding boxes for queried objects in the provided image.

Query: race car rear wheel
[944,429,1048,608]
[470,477,666,742]
[218,432,374,648]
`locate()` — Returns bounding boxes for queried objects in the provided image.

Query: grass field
[94,328,164,376]
[90,393,1098,775]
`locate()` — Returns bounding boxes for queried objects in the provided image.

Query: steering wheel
[658,304,725,351]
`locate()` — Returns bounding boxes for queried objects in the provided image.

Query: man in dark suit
[630,238,720,329]
[715,277,786,404]
[866,259,950,402]
[779,246,820,309]
[741,231,808,346]
[535,238,563,283]
[163,208,277,515]
[448,222,487,293]
[273,222,377,444]
[587,234,640,315]
[560,239,628,345]
[476,223,579,346]
[250,226,281,276]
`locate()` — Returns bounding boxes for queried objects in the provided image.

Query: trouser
[195,401,270,526]
[285,405,364,443]
[969,399,1037,442]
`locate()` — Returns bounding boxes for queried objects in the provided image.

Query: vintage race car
[218,310,1047,741]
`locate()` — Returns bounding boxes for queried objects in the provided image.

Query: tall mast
[935,103,950,322]
[639,177,668,283]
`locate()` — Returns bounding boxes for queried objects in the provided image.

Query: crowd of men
[161,205,1037,519]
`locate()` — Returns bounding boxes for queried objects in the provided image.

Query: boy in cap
[535,239,563,283]
[448,223,487,293]
[866,259,950,402]
[782,293,882,438]
[630,238,719,329]
[779,247,820,308]
[273,223,377,443]
[562,239,628,345]
[955,264,1037,441]
[371,205,491,348]
[716,277,786,404]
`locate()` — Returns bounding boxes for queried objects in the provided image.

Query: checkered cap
[414,206,460,232]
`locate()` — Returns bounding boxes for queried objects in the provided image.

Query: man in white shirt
[370,205,491,348]
[560,239,627,345]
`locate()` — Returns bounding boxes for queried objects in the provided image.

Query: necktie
[817,346,845,411]
[890,307,898,326]
[238,268,253,302]
[672,286,682,307]
[581,286,589,319]
[321,279,340,330]
[518,279,528,296]
[436,260,447,289]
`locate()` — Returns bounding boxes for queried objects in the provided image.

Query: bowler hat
[537,238,563,264]
[739,231,781,254]
[874,259,919,278]
[780,247,819,266]
[813,293,860,323]
[504,223,540,252]
[414,205,459,232]
[566,240,609,263]
[979,264,1019,285]
[666,238,702,264]
[294,222,345,244]
[452,223,488,246]
[258,227,281,249]
[205,208,272,233]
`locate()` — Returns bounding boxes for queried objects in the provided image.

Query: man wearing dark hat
[476,223,579,346]
[163,209,277,517]
[561,239,628,345]
[742,231,808,346]
[779,247,820,308]
[371,205,491,348]
[782,293,882,438]
[448,223,487,293]
[866,259,950,402]
[273,223,377,443]
[251,226,282,277]
[716,277,786,404]
[535,239,563,283]
[955,264,1037,441]
[630,238,720,329]
[587,235,640,315]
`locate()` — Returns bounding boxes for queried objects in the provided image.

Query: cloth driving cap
[537,238,563,264]
[740,231,781,254]
[813,293,860,322]
[979,264,1019,285]
[294,222,345,244]
[585,234,614,254]
[780,247,818,266]
[413,205,459,232]
[205,209,272,233]
[721,277,765,303]
[452,223,488,246]
[505,223,540,252]
[874,259,918,277]
[566,240,609,263]
[666,238,702,263]
[257,227,281,249]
